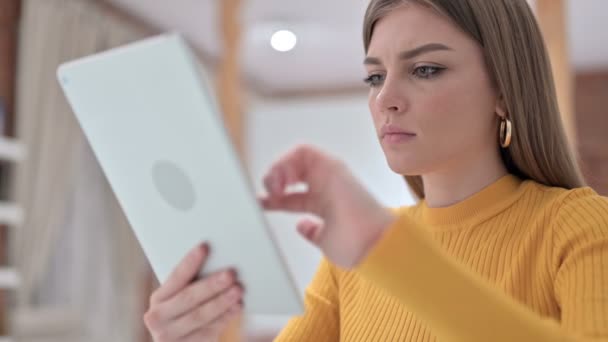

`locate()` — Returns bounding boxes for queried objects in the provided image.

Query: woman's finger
[162,285,243,339]
[260,192,321,215]
[297,218,324,244]
[263,167,283,196]
[154,268,236,321]
[150,243,209,305]
[180,304,243,342]
[264,145,330,195]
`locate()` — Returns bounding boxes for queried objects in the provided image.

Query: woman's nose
[375,80,408,114]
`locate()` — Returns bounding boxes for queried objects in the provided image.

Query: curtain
[13,0,149,340]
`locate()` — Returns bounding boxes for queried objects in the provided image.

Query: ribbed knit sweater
[275,174,608,341]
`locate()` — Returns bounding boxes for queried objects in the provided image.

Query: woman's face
[365,3,501,176]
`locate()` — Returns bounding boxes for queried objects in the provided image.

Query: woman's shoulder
[524,181,608,247]
[524,179,607,212]
[553,185,608,227]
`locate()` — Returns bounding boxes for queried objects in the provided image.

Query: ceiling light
[270,30,297,52]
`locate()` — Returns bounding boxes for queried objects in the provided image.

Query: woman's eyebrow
[364,43,453,65]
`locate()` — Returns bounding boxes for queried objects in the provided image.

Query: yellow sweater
[275,174,608,341]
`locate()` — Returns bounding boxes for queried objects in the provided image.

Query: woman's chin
[386,157,421,176]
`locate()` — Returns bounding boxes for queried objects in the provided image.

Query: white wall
[243,92,415,336]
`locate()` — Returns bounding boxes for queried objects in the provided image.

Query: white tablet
[57,33,303,316]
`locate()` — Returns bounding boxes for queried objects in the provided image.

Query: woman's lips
[381,124,417,144]
[382,132,417,144]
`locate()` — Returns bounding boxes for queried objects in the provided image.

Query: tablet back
[57,33,303,315]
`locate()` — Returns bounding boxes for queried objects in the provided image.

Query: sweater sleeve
[274,258,340,341]
[356,191,608,342]
[553,189,608,338]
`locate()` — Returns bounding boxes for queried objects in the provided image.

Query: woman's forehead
[367,6,464,55]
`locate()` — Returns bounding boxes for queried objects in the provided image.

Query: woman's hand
[144,244,243,342]
[260,145,396,268]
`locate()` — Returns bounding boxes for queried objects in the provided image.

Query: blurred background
[0,0,605,341]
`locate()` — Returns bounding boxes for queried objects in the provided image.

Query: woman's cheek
[368,95,384,128]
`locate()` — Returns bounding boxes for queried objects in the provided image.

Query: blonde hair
[363,0,585,199]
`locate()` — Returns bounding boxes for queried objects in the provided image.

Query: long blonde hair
[363,0,585,199]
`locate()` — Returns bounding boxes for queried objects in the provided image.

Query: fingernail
[218,271,232,285]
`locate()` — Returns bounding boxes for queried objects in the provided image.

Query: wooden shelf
[0,268,19,289]
[0,137,25,162]
[0,202,22,226]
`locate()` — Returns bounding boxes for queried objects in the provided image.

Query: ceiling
[105,0,608,95]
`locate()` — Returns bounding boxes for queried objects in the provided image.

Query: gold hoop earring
[500,117,512,148]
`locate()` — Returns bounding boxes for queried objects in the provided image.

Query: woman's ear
[495,96,507,118]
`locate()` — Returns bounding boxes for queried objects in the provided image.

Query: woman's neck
[422,149,508,208]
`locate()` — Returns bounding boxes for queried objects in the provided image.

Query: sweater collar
[419,174,524,227]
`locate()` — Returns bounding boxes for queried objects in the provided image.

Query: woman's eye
[412,65,444,79]
[363,74,385,87]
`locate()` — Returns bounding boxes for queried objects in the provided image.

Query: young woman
[144,0,608,341]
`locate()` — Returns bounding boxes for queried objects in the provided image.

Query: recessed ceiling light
[270,30,297,52]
